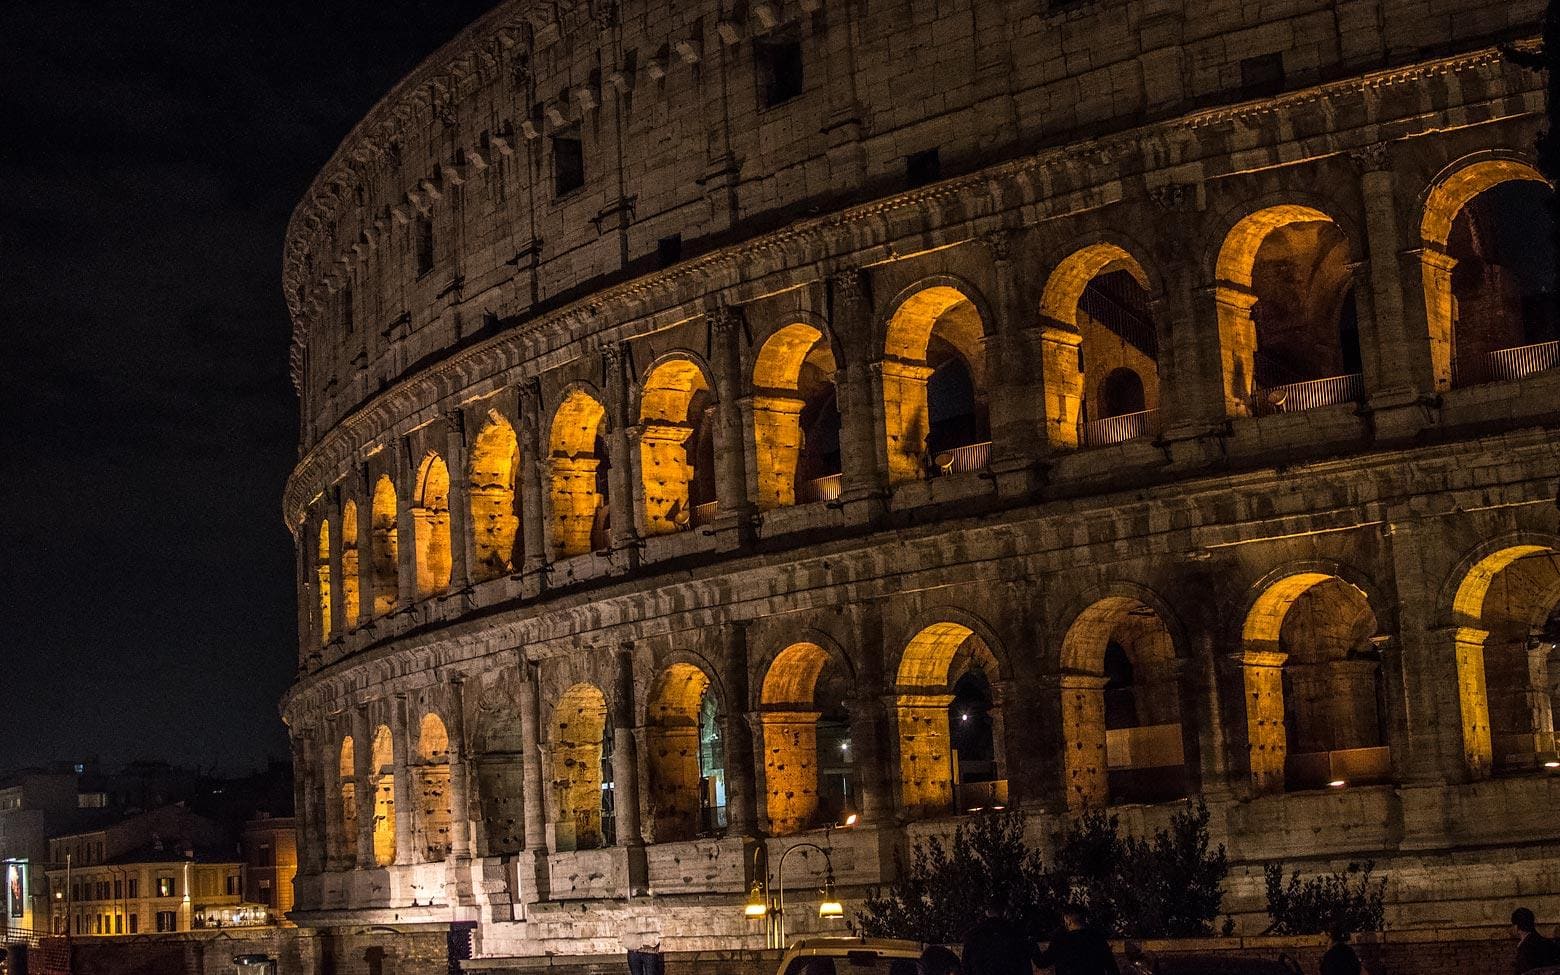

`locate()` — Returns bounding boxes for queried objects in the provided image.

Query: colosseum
[281,0,1560,966]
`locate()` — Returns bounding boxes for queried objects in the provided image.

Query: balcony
[798,473,843,504]
[932,440,992,475]
[1252,372,1364,416]
[1080,408,1157,447]
[1454,338,1560,386]
[1284,745,1391,791]
[689,500,720,528]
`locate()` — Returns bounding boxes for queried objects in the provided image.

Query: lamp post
[746,841,847,949]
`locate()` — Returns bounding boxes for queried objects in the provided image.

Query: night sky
[1,1,496,774]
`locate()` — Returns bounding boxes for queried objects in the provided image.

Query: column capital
[830,267,872,312]
[1346,141,1392,175]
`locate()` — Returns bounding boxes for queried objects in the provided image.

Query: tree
[1262,861,1387,935]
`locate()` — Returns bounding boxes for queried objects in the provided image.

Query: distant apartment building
[240,814,297,924]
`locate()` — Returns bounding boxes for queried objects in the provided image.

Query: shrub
[1262,860,1387,935]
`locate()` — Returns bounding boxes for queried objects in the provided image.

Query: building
[241,814,298,924]
[0,770,81,934]
[279,0,1560,965]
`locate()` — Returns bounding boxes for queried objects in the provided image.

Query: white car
[776,937,926,975]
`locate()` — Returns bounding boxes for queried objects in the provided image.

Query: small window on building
[127,878,138,898]
[656,234,683,269]
[113,879,122,899]
[259,879,273,908]
[226,875,237,895]
[552,130,585,197]
[156,910,177,933]
[1239,53,1285,98]
[415,214,435,277]
[157,876,175,898]
[114,914,123,934]
[129,913,139,934]
[755,35,804,108]
[906,148,941,187]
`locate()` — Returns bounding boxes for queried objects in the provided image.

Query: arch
[415,713,453,861]
[1446,541,1560,775]
[1058,596,1186,811]
[369,475,399,615]
[758,642,854,835]
[1419,157,1555,389]
[637,357,717,536]
[1238,570,1386,793]
[469,412,520,581]
[880,281,990,485]
[1214,204,1362,416]
[468,675,525,856]
[752,323,842,509]
[336,735,357,866]
[1039,242,1152,328]
[548,388,608,559]
[316,520,333,645]
[412,453,452,597]
[340,500,360,625]
[549,683,610,851]
[369,724,396,866]
[645,662,724,841]
[893,621,1004,819]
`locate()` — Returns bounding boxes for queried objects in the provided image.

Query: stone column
[446,678,472,859]
[352,706,377,869]
[391,693,416,865]
[393,441,418,608]
[292,726,326,876]
[1156,260,1233,463]
[516,658,550,902]
[518,379,549,591]
[832,270,888,522]
[325,495,346,646]
[444,410,474,591]
[1059,674,1110,813]
[818,0,867,189]
[1231,651,1289,795]
[322,717,347,871]
[295,533,316,663]
[352,466,375,626]
[708,306,755,546]
[844,603,893,823]
[1000,673,1063,811]
[721,622,761,836]
[610,645,645,847]
[603,344,641,571]
[982,232,1048,495]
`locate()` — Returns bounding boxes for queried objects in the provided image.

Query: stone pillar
[610,645,645,847]
[353,467,375,626]
[393,441,418,608]
[878,359,935,485]
[982,232,1048,494]
[708,307,755,546]
[722,622,761,836]
[352,706,377,869]
[518,379,549,590]
[516,659,550,902]
[1183,627,1233,800]
[1059,674,1109,813]
[844,603,893,823]
[325,495,346,646]
[831,270,888,521]
[1522,641,1556,757]
[603,344,641,571]
[1000,674,1063,811]
[391,693,416,865]
[444,411,474,591]
[292,726,326,876]
[759,710,822,835]
[1156,261,1233,460]
[818,0,867,189]
[446,678,472,859]
[1232,651,1288,795]
[321,719,344,870]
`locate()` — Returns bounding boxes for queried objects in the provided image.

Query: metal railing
[798,473,843,504]
[1455,338,1560,386]
[690,501,720,528]
[933,440,992,475]
[1080,409,1157,447]
[953,778,1009,813]
[1251,372,1364,415]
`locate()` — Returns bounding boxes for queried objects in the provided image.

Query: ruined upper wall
[283,0,1541,445]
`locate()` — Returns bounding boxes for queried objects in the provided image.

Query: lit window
[157,877,175,898]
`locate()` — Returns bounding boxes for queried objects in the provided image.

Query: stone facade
[281,0,1560,965]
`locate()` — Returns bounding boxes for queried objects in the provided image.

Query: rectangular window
[755,35,804,107]
[127,878,138,898]
[552,130,585,197]
[225,875,237,896]
[157,876,175,898]
[656,234,682,269]
[1239,52,1285,98]
[259,879,273,907]
[113,879,122,899]
[905,148,941,187]
[114,914,123,935]
[415,214,435,277]
[156,910,177,933]
[129,914,138,934]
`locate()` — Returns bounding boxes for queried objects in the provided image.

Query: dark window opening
[1103,641,1139,731]
[1098,368,1146,419]
[756,36,804,107]
[1239,53,1285,98]
[414,215,434,277]
[906,148,942,188]
[552,131,585,197]
[657,234,683,269]
[950,669,996,785]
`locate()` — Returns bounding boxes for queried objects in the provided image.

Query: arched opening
[548,390,608,559]
[639,359,718,535]
[752,324,843,508]
[759,643,853,835]
[1420,162,1559,388]
[415,713,453,862]
[882,286,989,484]
[336,736,357,866]
[1059,597,1187,811]
[1039,245,1162,447]
[468,676,525,856]
[370,725,396,866]
[369,475,399,615]
[340,500,360,626]
[1241,573,1387,793]
[645,663,727,841]
[1451,545,1560,775]
[549,683,610,851]
[894,623,1005,818]
[1215,206,1364,416]
[469,413,520,581]
[412,454,452,597]
[316,521,332,645]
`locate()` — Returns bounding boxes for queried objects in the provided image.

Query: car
[776,937,926,975]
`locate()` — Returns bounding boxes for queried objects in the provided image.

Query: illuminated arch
[369,475,399,615]
[1058,596,1183,811]
[758,642,833,835]
[1213,204,1359,416]
[548,389,607,559]
[1419,158,1551,389]
[415,713,453,861]
[880,283,989,485]
[645,662,721,841]
[752,324,841,509]
[637,358,716,536]
[316,520,332,645]
[336,735,357,865]
[549,683,609,851]
[1238,571,1383,793]
[893,622,1003,819]
[369,724,396,866]
[340,500,360,625]
[412,453,452,597]
[1039,243,1160,448]
[469,412,520,581]
[1448,542,1560,775]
